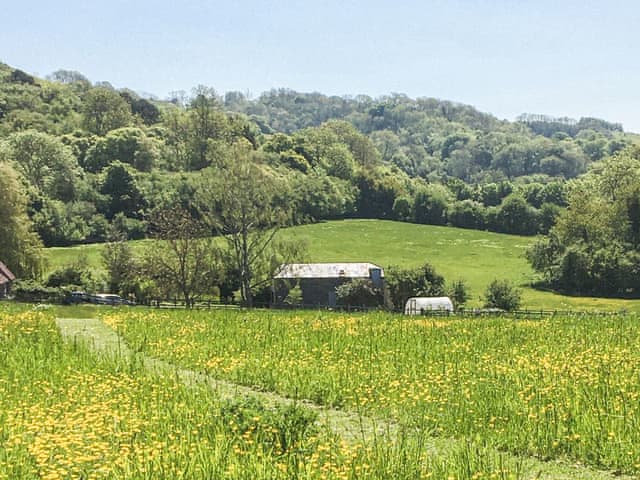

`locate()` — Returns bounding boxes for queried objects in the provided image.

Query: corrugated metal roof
[274,263,384,279]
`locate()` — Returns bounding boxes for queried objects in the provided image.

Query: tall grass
[0,304,521,479]
[105,308,640,474]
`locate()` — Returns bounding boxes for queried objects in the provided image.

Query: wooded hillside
[0,62,633,259]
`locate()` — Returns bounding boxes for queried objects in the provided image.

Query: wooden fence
[136,299,629,318]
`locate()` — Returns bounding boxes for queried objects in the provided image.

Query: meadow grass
[43,219,640,311]
[105,307,640,475]
[0,304,523,479]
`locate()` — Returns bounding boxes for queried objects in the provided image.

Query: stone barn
[0,261,16,299]
[273,262,384,307]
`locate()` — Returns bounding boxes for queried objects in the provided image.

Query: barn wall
[299,278,345,307]
[274,276,386,307]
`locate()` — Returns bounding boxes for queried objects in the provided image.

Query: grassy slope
[45,219,640,311]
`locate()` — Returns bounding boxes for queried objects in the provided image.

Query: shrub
[447,279,470,309]
[385,263,445,311]
[13,280,64,303]
[483,279,522,311]
[335,279,384,308]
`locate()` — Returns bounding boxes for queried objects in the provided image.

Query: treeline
[223,89,628,180]
[0,62,584,251]
[528,146,640,298]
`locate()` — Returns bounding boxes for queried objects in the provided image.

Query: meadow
[44,220,640,312]
[0,303,525,479]
[104,307,640,476]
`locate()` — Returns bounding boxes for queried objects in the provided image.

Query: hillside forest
[1,62,640,300]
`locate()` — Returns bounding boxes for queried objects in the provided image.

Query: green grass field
[44,219,640,311]
[106,307,640,476]
[1,304,528,479]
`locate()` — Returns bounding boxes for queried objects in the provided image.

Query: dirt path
[56,317,635,480]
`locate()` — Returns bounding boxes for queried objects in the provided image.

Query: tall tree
[199,145,304,306]
[82,87,132,135]
[100,161,145,219]
[1,130,81,202]
[142,207,221,307]
[102,228,138,296]
[0,163,43,277]
[187,85,227,170]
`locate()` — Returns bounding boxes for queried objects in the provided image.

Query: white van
[404,297,454,315]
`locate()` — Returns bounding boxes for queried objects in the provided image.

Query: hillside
[3,61,640,304]
[44,219,640,311]
[0,61,633,250]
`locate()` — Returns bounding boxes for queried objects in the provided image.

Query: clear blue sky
[3,0,640,131]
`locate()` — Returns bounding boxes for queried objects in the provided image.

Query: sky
[3,0,640,131]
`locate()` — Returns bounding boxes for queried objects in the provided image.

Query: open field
[1,303,532,480]
[44,219,640,311]
[104,307,640,477]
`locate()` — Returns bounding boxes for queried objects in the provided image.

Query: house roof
[0,261,15,285]
[274,263,384,279]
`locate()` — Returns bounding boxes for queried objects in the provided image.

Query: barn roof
[0,261,15,285]
[274,263,384,279]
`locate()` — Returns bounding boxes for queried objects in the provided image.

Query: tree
[47,69,91,87]
[483,279,522,311]
[447,279,470,309]
[1,130,81,202]
[84,127,158,172]
[355,167,406,219]
[527,148,640,296]
[187,86,228,170]
[82,87,132,135]
[32,199,91,246]
[413,184,451,225]
[100,161,145,219]
[141,207,221,307]
[385,263,445,311]
[0,163,43,277]
[335,279,384,308]
[199,146,305,307]
[102,228,138,295]
[494,194,540,235]
[119,91,161,125]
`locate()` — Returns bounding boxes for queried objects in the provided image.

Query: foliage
[3,62,639,307]
[84,126,158,172]
[483,279,522,311]
[45,255,102,293]
[0,162,43,277]
[81,86,132,135]
[335,278,385,308]
[528,148,640,296]
[141,207,222,306]
[1,129,81,201]
[101,229,139,296]
[447,279,470,308]
[385,263,446,311]
[199,145,305,306]
[12,280,63,302]
[100,161,146,219]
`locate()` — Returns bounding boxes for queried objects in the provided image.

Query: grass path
[55,317,635,480]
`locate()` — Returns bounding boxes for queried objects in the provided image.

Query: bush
[13,280,64,303]
[483,279,522,311]
[335,279,384,308]
[385,263,445,311]
[447,279,470,309]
